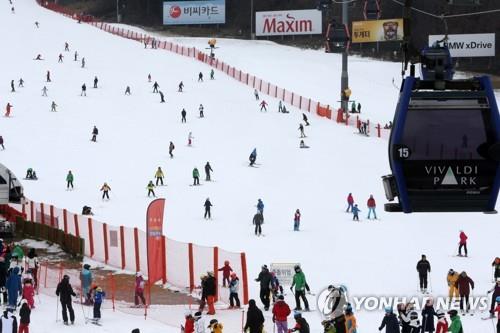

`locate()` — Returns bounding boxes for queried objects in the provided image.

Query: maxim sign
[255,9,322,36]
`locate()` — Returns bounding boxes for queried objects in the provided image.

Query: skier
[148,74,151,82]
[204,198,212,219]
[260,100,268,112]
[352,204,360,221]
[435,310,448,333]
[290,265,309,311]
[204,271,216,315]
[46,70,51,82]
[0,136,4,150]
[181,109,187,123]
[421,298,436,333]
[25,168,35,179]
[351,101,356,113]
[416,254,431,293]
[357,103,362,113]
[256,199,264,214]
[254,89,259,100]
[155,167,164,186]
[183,313,195,333]
[487,278,500,317]
[35,54,43,60]
[35,21,39,28]
[169,141,175,158]
[299,124,306,138]
[58,54,63,63]
[147,181,156,197]
[153,81,159,93]
[66,170,74,189]
[228,272,240,309]
[74,51,78,61]
[345,304,357,333]
[6,267,21,308]
[303,113,310,126]
[93,76,98,88]
[299,140,309,149]
[65,42,69,51]
[0,309,17,333]
[10,80,15,92]
[93,286,105,322]
[289,312,309,333]
[217,261,232,287]
[456,271,474,314]
[494,257,500,280]
[447,310,462,333]
[51,101,58,112]
[19,300,30,333]
[18,78,24,87]
[188,132,194,146]
[5,103,12,117]
[204,162,213,181]
[249,148,257,166]
[255,265,272,310]
[81,57,86,68]
[244,299,265,333]
[125,86,131,95]
[210,69,215,80]
[81,83,87,96]
[346,193,354,212]
[458,230,468,257]
[198,72,203,82]
[447,269,460,301]
[134,272,146,307]
[192,167,200,186]
[378,307,400,333]
[293,209,301,231]
[91,126,98,142]
[272,294,291,333]
[159,91,165,103]
[270,272,284,303]
[367,194,377,219]
[55,274,76,325]
[178,81,184,92]
[199,104,204,118]
[42,86,48,96]
[194,312,205,333]
[80,264,93,305]
[22,277,35,309]
[278,101,283,112]
[100,182,111,200]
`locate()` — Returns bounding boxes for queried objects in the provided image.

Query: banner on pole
[146,198,166,284]
[351,18,403,43]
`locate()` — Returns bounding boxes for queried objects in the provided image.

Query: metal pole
[250,0,254,40]
[341,0,349,115]
[116,0,120,23]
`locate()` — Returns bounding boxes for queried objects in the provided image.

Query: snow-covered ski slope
[1,1,499,331]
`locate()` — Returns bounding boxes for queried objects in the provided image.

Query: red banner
[146,198,166,284]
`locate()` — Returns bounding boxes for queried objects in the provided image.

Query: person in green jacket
[192,167,200,186]
[147,181,156,197]
[11,244,24,260]
[290,265,309,311]
[66,170,74,190]
[447,310,462,333]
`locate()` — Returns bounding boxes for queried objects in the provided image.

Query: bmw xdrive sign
[163,0,226,25]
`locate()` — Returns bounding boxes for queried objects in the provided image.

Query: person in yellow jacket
[208,318,223,333]
[155,167,164,186]
[147,181,156,197]
[447,269,460,300]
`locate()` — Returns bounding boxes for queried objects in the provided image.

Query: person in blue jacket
[93,286,105,321]
[378,307,400,333]
[257,199,264,215]
[249,148,257,166]
[352,204,360,221]
[6,267,21,308]
[81,264,93,305]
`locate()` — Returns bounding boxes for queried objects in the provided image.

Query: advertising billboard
[351,18,404,43]
[255,9,322,37]
[163,0,225,25]
[429,33,495,57]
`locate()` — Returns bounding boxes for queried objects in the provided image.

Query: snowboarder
[153,81,159,93]
[204,198,212,219]
[125,86,131,95]
[93,76,98,88]
[42,86,48,96]
[458,230,468,257]
[193,167,200,185]
[155,167,164,186]
[352,204,360,221]
[210,69,215,80]
[135,272,146,307]
[218,261,232,287]
[80,264,93,305]
[93,286,105,322]
[290,265,309,311]
[10,80,15,92]
[0,136,4,150]
[5,103,12,117]
[19,300,30,333]
[65,42,69,51]
[100,182,111,200]
[260,100,268,112]
[228,273,240,308]
[55,274,76,325]
[18,78,24,87]
[204,162,213,181]
[346,193,354,212]
[487,278,500,317]
[367,194,377,219]
[66,170,74,189]
[289,312,309,333]
[81,57,86,68]
[91,126,98,142]
[6,267,21,308]
[74,51,78,61]
[378,307,400,333]
[51,101,57,112]
[199,104,204,118]
[254,89,259,100]
[299,140,309,149]
[435,310,448,333]
[249,148,257,166]
[303,113,310,126]
[198,72,203,82]
[58,54,63,62]
[169,141,175,158]
[46,70,51,82]
[255,265,272,310]
[456,271,474,314]
[25,168,35,180]
[147,181,156,197]
[447,310,462,333]
[256,199,264,215]
[293,209,301,231]
[181,108,187,123]
[253,212,263,236]
[159,91,165,103]
[298,124,306,138]
[178,81,184,92]
[81,83,87,96]
[416,255,431,293]
[244,299,265,333]
[188,132,194,146]
[421,298,436,333]
[272,295,291,333]
[447,269,460,300]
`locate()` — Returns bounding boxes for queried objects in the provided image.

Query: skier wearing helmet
[217,260,233,287]
[435,309,448,333]
[289,312,309,333]
[228,272,240,309]
[290,265,309,311]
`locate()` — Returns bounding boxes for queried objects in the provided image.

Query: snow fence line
[36,0,391,140]
[8,200,249,306]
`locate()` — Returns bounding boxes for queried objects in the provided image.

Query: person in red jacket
[455,271,474,314]
[458,231,468,257]
[435,309,448,333]
[367,194,377,220]
[22,277,35,309]
[346,193,354,212]
[5,103,12,117]
[260,100,268,112]
[494,297,500,333]
[134,272,146,307]
[182,312,195,333]
[272,295,291,333]
[218,261,233,287]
